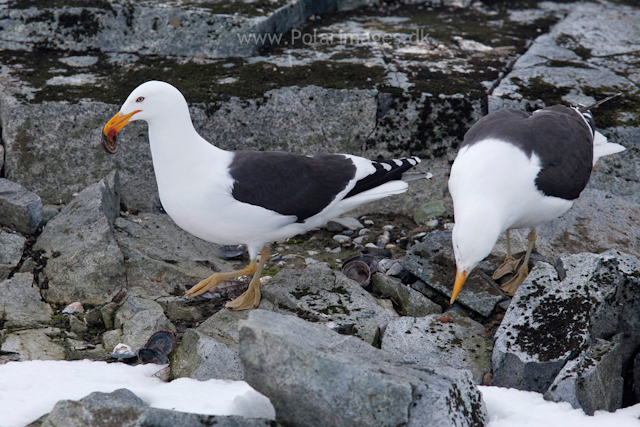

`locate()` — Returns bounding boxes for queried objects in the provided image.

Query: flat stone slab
[259,264,396,344]
[28,388,276,427]
[382,313,492,384]
[239,309,487,427]
[400,230,505,317]
[0,178,43,234]
[0,327,65,361]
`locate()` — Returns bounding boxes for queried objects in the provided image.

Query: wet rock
[0,229,26,280]
[0,178,43,234]
[369,272,441,317]
[28,388,275,427]
[0,327,65,361]
[240,309,487,427]
[0,273,52,328]
[111,297,176,350]
[34,171,126,305]
[114,213,231,298]
[382,313,492,384]
[544,337,623,415]
[399,230,504,317]
[259,264,396,344]
[492,252,625,395]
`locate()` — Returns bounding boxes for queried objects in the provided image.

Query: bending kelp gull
[448,95,625,304]
[102,81,429,311]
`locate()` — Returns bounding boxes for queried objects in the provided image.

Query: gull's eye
[136,96,145,103]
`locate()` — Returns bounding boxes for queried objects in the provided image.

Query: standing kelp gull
[448,96,625,304]
[102,81,429,311]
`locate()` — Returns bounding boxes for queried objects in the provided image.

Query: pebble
[365,243,378,249]
[411,232,427,240]
[333,234,351,243]
[377,233,390,248]
[364,219,374,226]
[426,219,439,227]
[282,254,297,260]
[382,225,395,231]
[358,228,371,236]
[260,276,272,284]
[385,262,404,277]
[445,222,455,230]
[385,244,396,249]
[276,260,286,268]
[325,247,341,254]
[352,236,366,245]
[62,302,84,315]
[342,229,355,236]
[439,315,451,323]
[270,254,283,262]
[307,250,319,256]
[305,258,319,265]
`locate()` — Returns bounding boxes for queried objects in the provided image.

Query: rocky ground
[1,0,640,426]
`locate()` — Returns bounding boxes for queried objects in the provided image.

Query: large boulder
[240,309,487,427]
[493,251,640,412]
[34,171,126,305]
[382,313,492,384]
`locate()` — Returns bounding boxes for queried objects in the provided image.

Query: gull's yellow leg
[500,228,537,296]
[492,229,524,280]
[185,259,258,298]
[226,246,271,311]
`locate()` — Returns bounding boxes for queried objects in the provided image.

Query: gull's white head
[450,211,502,304]
[101,81,188,153]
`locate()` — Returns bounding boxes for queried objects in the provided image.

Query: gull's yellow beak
[104,110,140,137]
[450,267,467,304]
[101,110,141,154]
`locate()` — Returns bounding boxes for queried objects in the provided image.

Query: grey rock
[101,302,119,330]
[259,264,396,344]
[40,205,60,226]
[28,388,275,427]
[0,327,65,361]
[0,229,26,280]
[196,308,250,351]
[0,178,43,234]
[634,352,640,402]
[69,315,88,335]
[382,314,492,384]
[544,337,623,415]
[156,296,205,324]
[170,329,243,381]
[239,309,488,427]
[400,230,504,317]
[370,272,441,317]
[113,297,176,349]
[34,171,126,305]
[114,213,231,299]
[0,273,52,328]
[18,257,36,274]
[492,253,619,393]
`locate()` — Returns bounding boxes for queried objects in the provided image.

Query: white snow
[0,360,275,427]
[1,360,640,427]
[479,386,640,427]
